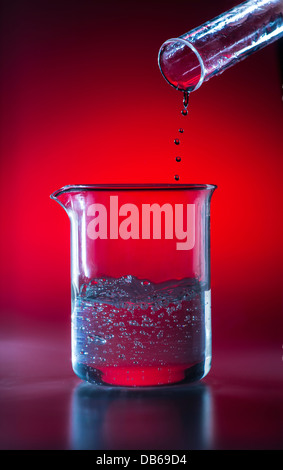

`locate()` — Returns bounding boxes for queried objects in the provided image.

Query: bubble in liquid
[178,128,184,133]
[174,175,180,181]
[176,157,181,162]
[87,335,106,344]
[174,139,180,145]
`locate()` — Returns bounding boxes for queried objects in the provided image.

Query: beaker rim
[51,183,217,198]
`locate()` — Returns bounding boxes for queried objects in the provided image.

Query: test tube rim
[158,37,206,92]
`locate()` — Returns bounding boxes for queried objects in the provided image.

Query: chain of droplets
[174,91,189,182]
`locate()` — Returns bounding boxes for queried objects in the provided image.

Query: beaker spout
[50,185,79,213]
[158,0,283,92]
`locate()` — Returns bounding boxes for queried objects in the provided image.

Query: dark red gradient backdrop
[0,0,282,350]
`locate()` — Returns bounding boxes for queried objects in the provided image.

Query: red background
[0,0,282,353]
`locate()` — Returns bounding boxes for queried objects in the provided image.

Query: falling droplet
[183,91,189,108]
[174,175,180,181]
[174,139,180,145]
[181,91,189,116]
[178,128,184,133]
[176,157,181,162]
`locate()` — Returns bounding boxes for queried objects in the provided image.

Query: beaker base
[73,360,210,387]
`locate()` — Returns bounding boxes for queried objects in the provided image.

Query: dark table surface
[0,320,282,450]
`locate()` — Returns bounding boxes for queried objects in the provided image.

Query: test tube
[158,0,283,92]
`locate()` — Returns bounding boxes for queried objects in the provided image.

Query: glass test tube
[158,0,283,91]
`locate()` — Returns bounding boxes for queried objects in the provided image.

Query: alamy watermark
[86,196,195,251]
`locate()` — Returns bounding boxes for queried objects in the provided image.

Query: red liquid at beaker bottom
[72,275,211,387]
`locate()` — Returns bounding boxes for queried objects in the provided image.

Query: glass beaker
[51,184,216,387]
